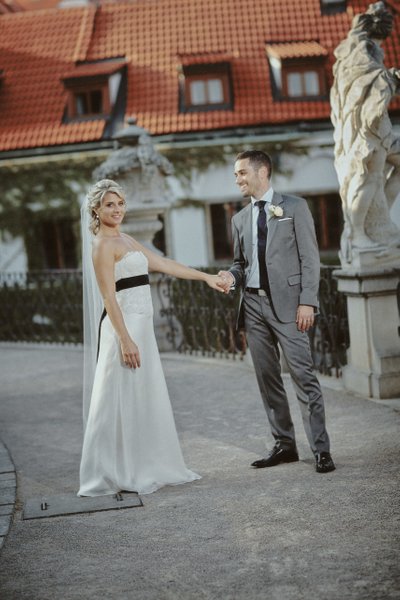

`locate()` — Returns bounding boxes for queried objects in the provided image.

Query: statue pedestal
[334,266,400,399]
[122,206,164,253]
[343,246,400,271]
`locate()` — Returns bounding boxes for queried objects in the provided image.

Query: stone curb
[0,442,16,552]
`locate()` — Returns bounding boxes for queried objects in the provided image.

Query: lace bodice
[114,251,153,316]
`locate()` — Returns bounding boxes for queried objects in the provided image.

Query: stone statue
[93,119,174,251]
[94,129,174,206]
[330,1,400,266]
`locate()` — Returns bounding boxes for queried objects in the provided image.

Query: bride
[78,179,223,497]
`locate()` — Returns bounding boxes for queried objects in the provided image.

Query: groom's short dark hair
[236,150,272,178]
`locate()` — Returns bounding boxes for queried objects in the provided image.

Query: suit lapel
[241,202,253,262]
[266,192,284,251]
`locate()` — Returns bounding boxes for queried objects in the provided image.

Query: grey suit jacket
[229,192,320,327]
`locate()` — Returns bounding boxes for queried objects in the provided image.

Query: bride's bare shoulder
[120,232,140,248]
[92,236,120,258]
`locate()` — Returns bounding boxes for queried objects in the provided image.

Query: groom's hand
[205,274,226,292]
[218,271,235,294]
[296,305,315,332]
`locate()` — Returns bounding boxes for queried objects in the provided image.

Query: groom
[219,150,335,473]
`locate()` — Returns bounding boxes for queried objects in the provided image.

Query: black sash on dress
[97,274,150,361]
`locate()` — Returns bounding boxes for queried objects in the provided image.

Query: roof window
[266,42,328,101]
[178,57,233,112]
[61,59,126,121]
[320,0,347,15]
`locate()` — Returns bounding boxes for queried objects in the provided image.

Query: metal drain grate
[23,492,143,520]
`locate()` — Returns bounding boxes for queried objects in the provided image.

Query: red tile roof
[62,58,127,81]
[266,41,329,60]
[16,0,58,9]
[178,52,236,67]
[0,0,399,152]
[0,0,23,14]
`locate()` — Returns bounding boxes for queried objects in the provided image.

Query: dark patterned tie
[255,200,269,292]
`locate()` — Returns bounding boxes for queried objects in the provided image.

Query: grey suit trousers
[244,291,330,454]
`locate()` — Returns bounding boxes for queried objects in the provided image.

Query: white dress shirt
[246,188,274,288]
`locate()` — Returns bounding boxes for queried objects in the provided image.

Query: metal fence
[0,266,349,376]
[0,270,83,344]
[158,266,349,376]
[309,266,349,376]
[157,272,247,360]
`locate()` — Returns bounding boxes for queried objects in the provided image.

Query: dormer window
[178,55,233,112]
[73,87,106,117]
[266,42,328,101]
[62,59,126,121]
[285,69,323,97]
[320,0,347,15]
[189,75,226,106]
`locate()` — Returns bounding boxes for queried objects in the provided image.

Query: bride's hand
[217,270,235,294]
[205,274,226,292]
[120,337,141,369]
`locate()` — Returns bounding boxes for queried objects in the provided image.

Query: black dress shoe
[315,452,336,473]
[251,445,299,468]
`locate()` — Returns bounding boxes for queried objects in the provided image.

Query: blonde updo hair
[86,179,126,235]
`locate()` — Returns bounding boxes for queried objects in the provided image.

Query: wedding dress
[78,250,200,496]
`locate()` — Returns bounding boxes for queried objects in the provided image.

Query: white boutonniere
[268,204,283,218]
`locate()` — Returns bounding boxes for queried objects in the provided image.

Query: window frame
[62,61,126,122]
[282,64,327,99]
[320,0,347,16]
[39,218,78,269]
[66,78,110,120]
[270,56,328,102]
[180,62,233,113]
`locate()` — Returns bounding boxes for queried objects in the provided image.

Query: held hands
[217,270,235,294]
[296,305,315,333]
[205,273,227,292]
[120,337,141,369]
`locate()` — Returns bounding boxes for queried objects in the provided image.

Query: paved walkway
[0,343,399,600]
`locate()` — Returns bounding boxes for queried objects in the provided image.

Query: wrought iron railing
[309,266,349,376]
[157,273,247,360]
[0,270,83,344]
[158,266,349,376]
[0,266,349,376]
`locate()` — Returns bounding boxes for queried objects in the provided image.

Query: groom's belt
[97,274,150,360]
[245,287,268,297]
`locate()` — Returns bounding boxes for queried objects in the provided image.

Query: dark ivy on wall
[0,157,102,270]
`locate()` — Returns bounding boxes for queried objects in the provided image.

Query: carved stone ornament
[331,1,400,267]
[93,119,174,250]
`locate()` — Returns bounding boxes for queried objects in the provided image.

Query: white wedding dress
[78,250,200,496]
